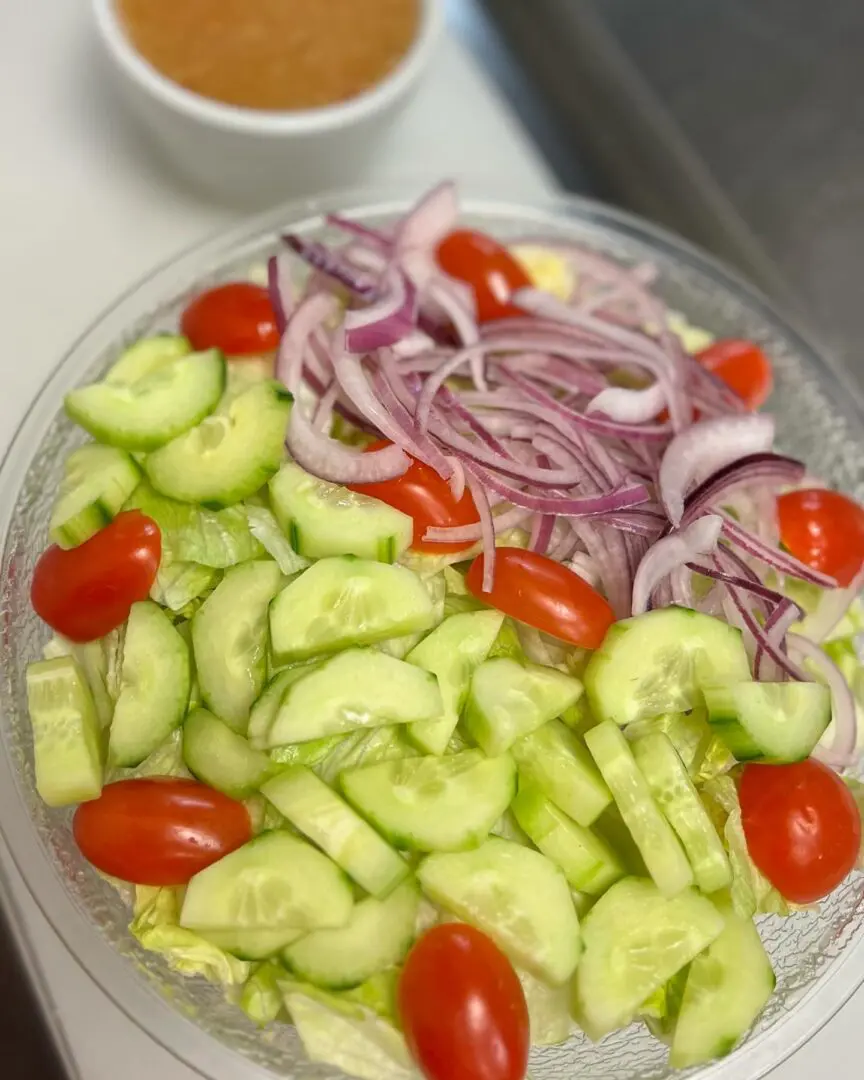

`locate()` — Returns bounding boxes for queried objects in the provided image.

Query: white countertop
[0,3,860,1079]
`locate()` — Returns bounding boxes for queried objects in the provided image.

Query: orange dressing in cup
[117,0,420,112]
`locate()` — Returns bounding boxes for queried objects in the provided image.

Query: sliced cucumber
[511,778,624,896]
[261,766,409,898]
[65,350,225,451]
[702,681,831,762]
[180,831,353,931]
[584,721,693,897]
[183,708,276,798]
[584,608,751,726]
[510,719,612,827]
[269,557,438,662]
[417,838,581,985]
[25,656,103,807]
[145,380,291,507]
[340,751,516,851]
[107,602,190,767]
[405,610,505,755]
[201,926,303,960]
[670,901,775,1068]
[266,649,442,746]
[631,731,731,894]
[104,334,192,385]
[315,726,418,786]
[192,560,284,733]
[269,462,413,562]
[624,709,714,778]
[125,481,263,568]
[463,658,583,756]
[247,663,321,749]
[284,880,419,990]
[572,877,725,1040]
[49,444,141,548]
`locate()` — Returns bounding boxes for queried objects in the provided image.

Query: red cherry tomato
[73,778,252,886]
[466,548,615,650]
[349,441,480,553]
[740,760,861,904]
[777,488,864,587]
[436,229,532,323]
[180,283,280,356]
[399,924,529,1080]
[31,511,161,642]
[695,339,773,410]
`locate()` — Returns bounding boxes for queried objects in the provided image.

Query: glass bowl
[1,187,863,1080]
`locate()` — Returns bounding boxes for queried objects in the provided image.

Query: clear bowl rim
[1,183,863,1080]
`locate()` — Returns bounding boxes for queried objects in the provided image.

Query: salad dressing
[117,0,420,111]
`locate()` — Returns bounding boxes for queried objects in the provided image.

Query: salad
[23,181,864,1080]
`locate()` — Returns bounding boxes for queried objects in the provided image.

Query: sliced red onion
[425,277,481,354]
[720,513,838,588]
[395,180,459,257]
[796,563,864,643]
[283,234,378,299]
[422,505,529,544]
[529,513,556,555]
[571,519,632,618]
[465,470,496,592]
[473,465,649,517]
[344,269,418,354]
[414,346,483,434]
[754,599,800,681]
[681,453,806,525]
[313,381,339,433]
[659,415,776,525]
[287,406,409,484]
[787,633,859,769]
[631,515,722,615]
[326,215,390,249]
[267,254,293,335]
[276,293,341,393]
[586,382,667,424]
[445,456,466,503]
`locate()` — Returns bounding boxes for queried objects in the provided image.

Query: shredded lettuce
[341,970,400,1023]
[240,961,285,1026]
[151,560,221,614]
[245,505,311,576]
[487,618,524,661]
[516,967,572,1045]
[110,729,191,782]
[700,775,789,918]
[624,708,734,784]
[125,481,263,567]
[243,792,289,835]
[640,965,689,1040]
[281,985,416,1080]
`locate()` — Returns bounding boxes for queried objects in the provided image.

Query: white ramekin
[92,0,443,207]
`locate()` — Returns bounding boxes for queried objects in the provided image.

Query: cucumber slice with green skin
[104,334,192,386]
[340,751,516,852]
[315,726,418,786]
[261,766,409,898]
[510,719,612,827]
[145,381,292,508]
[584,608,751,727]
[200,926,303,960]
[584,721,693,897]
[572,877,725,1040]
[630,731,732,894]
[284,880,420,990]
[511,778,624,896]
[65,350,225,451]
[247,663,322,749]
[265,649,443,746]
[108,601,190,767]
[702,681,831,762]
[49,444,142,548]
[670,900,775,1068]
[180,831,353,932]
[183,708,277,798]
[269,462,413,563]
[405,610,505,755]
[463,658,583,757]
[417,838,582,985]
[269,557,438,663]
[192,560,285,734]
[25,656,104,807]
[125,481,263,568]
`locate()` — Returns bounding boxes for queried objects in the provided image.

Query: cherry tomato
[695,339,773,410]
[349,441,480,553]
[777,488,864,587]
[31,511,161,642]
[436,229,532,323]
[740,760,861,904]
[466,547,614,650]
[399,924,529,1080]
[180,283,280,356]
[73,778,252,886]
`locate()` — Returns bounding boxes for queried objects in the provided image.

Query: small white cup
[92,0,442,207]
